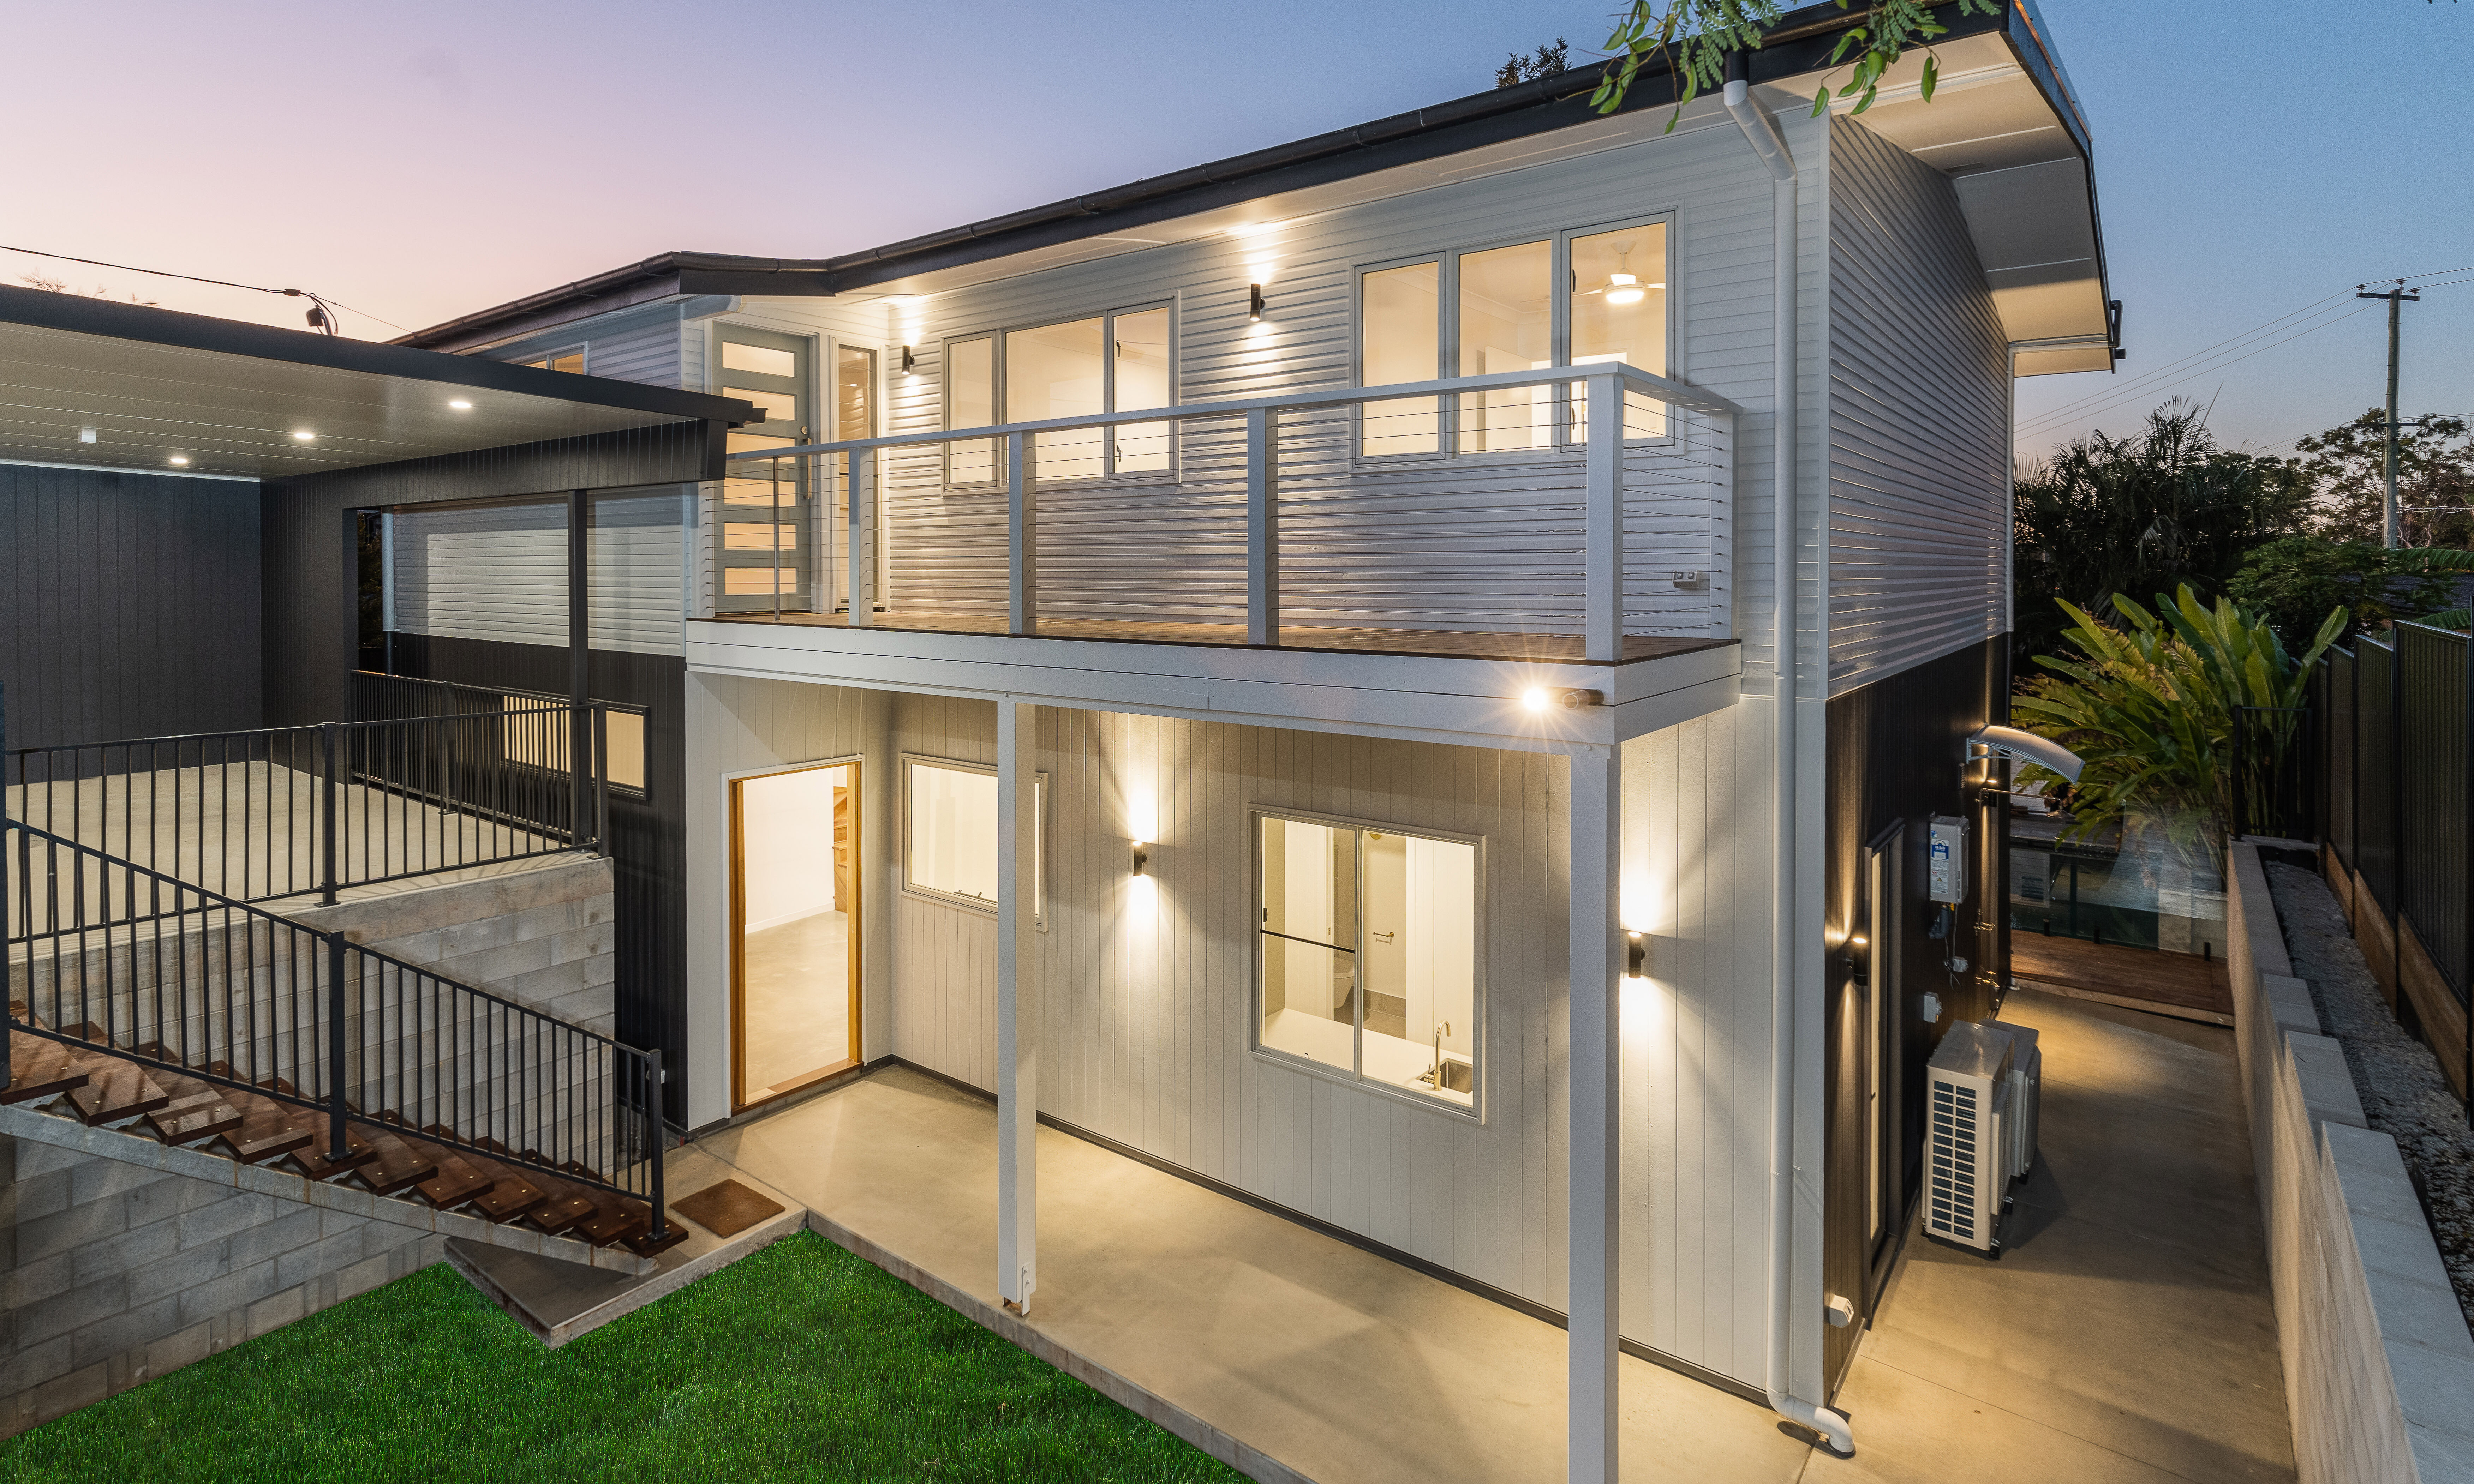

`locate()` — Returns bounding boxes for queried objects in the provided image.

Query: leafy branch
[1590,0,2001,130]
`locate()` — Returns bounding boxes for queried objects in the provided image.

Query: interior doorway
[731,761,860,1110]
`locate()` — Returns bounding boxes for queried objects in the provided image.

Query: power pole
[2357,280,2422,547]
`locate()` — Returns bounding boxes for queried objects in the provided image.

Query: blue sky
[4,1,2464,461]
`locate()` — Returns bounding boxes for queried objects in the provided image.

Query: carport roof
[0,284,758,482]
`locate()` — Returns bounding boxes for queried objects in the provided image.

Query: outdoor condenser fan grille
[1927,1082,1978,1242]
[1924,1020,2014,1254]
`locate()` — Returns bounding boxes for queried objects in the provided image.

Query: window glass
[946,337,996,483]
[1569,222,1670,439]
[1258,815,1476,1106]
[525,351,585,374]
[1359,263,1440,456]
[725,386,800,431]
[1006,317,1105,482]
[1457,240,1552,454]
[907,761,999,904]
[1111,307,1172,475]
[722,341,799,378]
[834,346,876,442]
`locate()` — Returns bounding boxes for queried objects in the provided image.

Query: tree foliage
[2295,408,2474,548]
[2226,537,2474,651]
[1495,37,1570,88]
[2014,588,2344,860]
[2011,401,2312,675]
[1589,0,2000,130]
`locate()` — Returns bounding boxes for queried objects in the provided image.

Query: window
[497,695,649,798]
[1356,219,1671,457]
[944,304,1175,486]
[902,756,1047,927]
[1256,812,1478,1109]
[523,349,586,374]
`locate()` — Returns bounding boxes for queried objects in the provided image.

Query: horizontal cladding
[390,492,687,656]
[1823,116,2010,696]
[478,305,685,390]
[719,116,1812,648]
[884,690,1772,1386]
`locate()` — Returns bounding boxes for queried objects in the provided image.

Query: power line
[2018,300,2380,440]
[0,243,403,335]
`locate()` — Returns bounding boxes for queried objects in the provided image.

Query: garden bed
[2267,861,2474,1327]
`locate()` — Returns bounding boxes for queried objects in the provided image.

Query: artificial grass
[1,1230,1248,1483]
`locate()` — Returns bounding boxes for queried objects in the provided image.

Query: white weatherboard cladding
[863,687,1776,1388]
[389,493,689,656]
[475,304,686,388]
[1824,116,2010,696]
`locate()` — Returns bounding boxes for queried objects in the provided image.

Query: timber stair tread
[3,1032,89,1106]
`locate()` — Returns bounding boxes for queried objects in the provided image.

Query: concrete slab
[444,1146,804,1347]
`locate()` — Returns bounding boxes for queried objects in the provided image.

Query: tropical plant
[2227,536,2474,650]
[2013,587,2345,861]
[1589,0,1999,128]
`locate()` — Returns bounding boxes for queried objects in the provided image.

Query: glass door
[730,762,860,1108]
[828,343,877,614]
[716,325,814,614]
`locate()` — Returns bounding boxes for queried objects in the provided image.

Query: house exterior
[3,2,2114,1472]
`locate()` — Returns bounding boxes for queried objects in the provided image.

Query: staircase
[5,813,677,1259]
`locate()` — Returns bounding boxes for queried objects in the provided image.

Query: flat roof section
[0,284,758,481]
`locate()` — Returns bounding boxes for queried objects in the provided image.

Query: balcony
[701,364,1741,669]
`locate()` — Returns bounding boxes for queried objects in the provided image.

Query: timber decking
[706,610,1726,665]
[2011,933,2234,1026]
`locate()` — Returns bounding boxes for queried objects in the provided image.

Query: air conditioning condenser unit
[1924,1021,2012,1254]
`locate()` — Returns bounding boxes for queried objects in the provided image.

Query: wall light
[1522,687,1550,713]
[1131,840,1149,876]
[901,344,917,374]
[292,430,316,442]
[168,455,190,466]
[1625,931,1649,979]
[1248,283,1266,322]
[448,398,473,411]
[1521,686,1603,712]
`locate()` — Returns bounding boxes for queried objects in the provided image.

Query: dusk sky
[6,1,2466,463]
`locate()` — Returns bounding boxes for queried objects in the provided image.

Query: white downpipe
[1725,74,1855,1461]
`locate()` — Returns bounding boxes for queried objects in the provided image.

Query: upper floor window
[524,348,586,374]
[945,304,1175,486]
[1357,219,1670,458]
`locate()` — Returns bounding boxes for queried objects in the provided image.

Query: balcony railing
[710,362,1742,663]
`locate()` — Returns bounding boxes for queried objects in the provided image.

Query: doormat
[672,1178,787,1238]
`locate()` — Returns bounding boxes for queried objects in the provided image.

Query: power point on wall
[1920,991,1943,1023]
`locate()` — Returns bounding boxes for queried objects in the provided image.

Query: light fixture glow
[1131,840,1149,876]
[1522,687,1552,713]
[292,430,316,442]
[448,398,473,411]
[168,455,190,466]
[1248,283,1265,322]
[1625,931,1649,979]
[1605,273,1645,307]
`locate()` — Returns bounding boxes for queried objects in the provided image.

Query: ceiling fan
[1577,240,1664,305]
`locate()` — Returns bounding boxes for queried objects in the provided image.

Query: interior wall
[0,463,262,749]
[739,765,844,930]
[883,691,1779,1390]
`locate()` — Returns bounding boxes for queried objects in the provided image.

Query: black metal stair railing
[4,698,611,909]
[2,817,665,1240]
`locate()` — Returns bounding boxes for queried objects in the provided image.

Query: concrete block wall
[2228,840,2474,1483]
[1,1126,444,1439]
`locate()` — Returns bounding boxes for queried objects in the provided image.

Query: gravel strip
[2266,862,2474,1327]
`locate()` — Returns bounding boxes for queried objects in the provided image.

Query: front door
[716,325,814,614]
[730,761,861,1109]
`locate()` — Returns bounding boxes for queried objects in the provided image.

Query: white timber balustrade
[712,362,1741,653]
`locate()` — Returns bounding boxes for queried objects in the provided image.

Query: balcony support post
[1007,432,1036,636]
[848,446,875,628]
[1245,407,1278,647]
[1566,742,1622,1483]
[996,699,1040,1314]
[1584,373,1624,663]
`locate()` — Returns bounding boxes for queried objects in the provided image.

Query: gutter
[1723,68,1857,1461]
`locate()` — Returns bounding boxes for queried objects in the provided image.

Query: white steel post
[997,698,1040,1314]
[1245,406,1278,647]
[848,446,875,627]
[1567,741,1622,1483]
[1584,372,1625,663]
[1008,431,1036,635]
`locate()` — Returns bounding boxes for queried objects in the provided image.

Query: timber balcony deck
[5,1002,682,1260]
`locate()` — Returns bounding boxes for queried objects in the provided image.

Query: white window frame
[898,753,1048,931]
[940,300,1179,490]
[1248,803,1486,1120]
[519,344,589,374]
[1351,212,1678,467]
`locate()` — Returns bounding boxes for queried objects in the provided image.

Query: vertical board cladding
[390,490,689,656]
[689,106,1824,660]
[0,463,264,748]
[1822,115,2011,697]
[881,691,1776,1388]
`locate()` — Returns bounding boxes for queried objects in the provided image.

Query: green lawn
[2,1231,1247,1483]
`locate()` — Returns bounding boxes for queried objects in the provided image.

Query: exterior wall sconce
[1248,284,1265,322]
[901,344,916,374]
[1842,932,1869,986]
[1625,931,1648,979]
[1132,840,1149,876]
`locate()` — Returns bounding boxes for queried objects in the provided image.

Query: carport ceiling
[0,285,754,481]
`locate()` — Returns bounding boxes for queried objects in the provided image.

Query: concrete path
[686,986,2294,1484]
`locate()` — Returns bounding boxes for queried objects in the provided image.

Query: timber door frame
[728,757,864,1112]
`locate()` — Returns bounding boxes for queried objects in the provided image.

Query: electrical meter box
[1928,814,1968,904]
